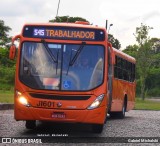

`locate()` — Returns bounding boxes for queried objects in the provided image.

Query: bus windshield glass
[20,42,104,91]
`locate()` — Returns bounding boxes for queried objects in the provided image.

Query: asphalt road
[0,110,160,145]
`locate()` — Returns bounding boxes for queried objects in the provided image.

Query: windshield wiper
[66,42,86,75]
[56,49,59,75]
[69,42,86,66]
[41,39,57,63]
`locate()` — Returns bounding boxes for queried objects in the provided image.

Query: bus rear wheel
[25,120,36,129]
[92,124,104,133]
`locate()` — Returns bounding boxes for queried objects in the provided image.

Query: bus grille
[29,93,91,100]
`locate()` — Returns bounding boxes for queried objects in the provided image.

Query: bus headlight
[18,96,28,105]
[16,91,31,107]
[87,94,104,110]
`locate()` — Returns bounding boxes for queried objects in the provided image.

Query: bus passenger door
[108,46,113,112]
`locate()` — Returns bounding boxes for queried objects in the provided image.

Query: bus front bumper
[14,106,106,124]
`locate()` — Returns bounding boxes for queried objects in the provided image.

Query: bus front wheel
[92,124,104,133]
[116,103,126,119]
[110,100,126,119]
[117,98,127,119]
[25,120,36,129]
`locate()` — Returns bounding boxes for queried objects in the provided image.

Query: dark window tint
[114,55,135,82]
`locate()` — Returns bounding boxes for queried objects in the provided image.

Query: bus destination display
[23,26,105,41]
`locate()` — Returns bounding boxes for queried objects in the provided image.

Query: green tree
[0,48,15,90]
[0,20,15,90]
[49,16,89,23]
[108,34,121,49]
[123,44,138,58]
[123,39,160,97]
[0,48,15,67]
[134,23,154,100]
[0,20,11,47]
[150,38,160,53]
[146,67,160,96]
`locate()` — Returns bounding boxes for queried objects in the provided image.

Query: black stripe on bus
[29,93,90,100]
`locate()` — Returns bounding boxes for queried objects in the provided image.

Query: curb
[133,109,160,111]
[0,103,14,110]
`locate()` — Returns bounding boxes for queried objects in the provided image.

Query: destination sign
[23,25,105,41]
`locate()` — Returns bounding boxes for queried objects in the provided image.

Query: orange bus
[9,21,136,133]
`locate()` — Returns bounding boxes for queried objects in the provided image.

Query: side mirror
[9,34,21,60]
[9,45,16,60]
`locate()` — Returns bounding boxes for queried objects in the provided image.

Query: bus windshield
[20,42,104,91]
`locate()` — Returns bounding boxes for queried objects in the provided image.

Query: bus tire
[25,120,36,129]
[92,124,104,133]
[110,98,127,119]
[119,97,127,119]
[117,102,126,119]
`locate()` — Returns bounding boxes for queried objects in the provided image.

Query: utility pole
[56,0,61,18]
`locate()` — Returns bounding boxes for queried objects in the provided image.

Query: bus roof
[112,47,136,63]
[22,22,105,30]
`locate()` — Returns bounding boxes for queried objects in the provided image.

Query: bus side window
[121,58,125,80]
[131,63,135,82]
[114,55,118,78]
[114,55,135,82]
[133,64,136,81]
[123,60,128,81]
[118,57,123,79]
[129,62,132,82]
[126,61,130,81]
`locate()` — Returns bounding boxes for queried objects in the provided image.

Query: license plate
[51,112,66,118]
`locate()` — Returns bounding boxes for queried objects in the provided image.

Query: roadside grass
[135,98,160,111]
[0,90,14,103]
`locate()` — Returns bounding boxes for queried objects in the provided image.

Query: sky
[0,0,160,49]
